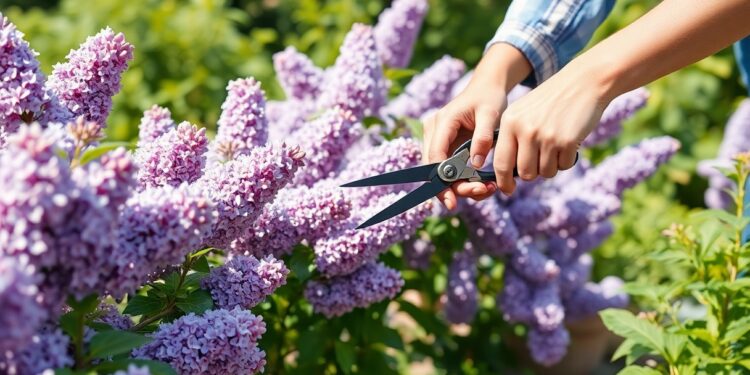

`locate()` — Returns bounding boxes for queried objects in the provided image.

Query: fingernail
[472,155,485,168]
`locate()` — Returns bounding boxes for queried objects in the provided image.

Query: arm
[423,0,615,209]
[490,0,750,195]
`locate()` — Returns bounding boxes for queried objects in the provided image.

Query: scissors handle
[451,129,579,182]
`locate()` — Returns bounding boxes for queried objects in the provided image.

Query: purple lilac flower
[114,365,151,375]
[583,87,649,147]
[231,186,351,258]
[292,107,362,186]
[527,326,570,367]
[509,198,551,234]
[510,239,559,283]
[373,0,428,68]
[79,148,136,213]
[135,121,208,189]
[213,78,268,159]
[697,99,750,208]
[547,222,613,264]
[314,192,431,276]
[305,262,404,317]
[564,276,629,321]
[459,196,519,257]
[542,192,621,234]
[266,100,316,143]
[105,184,216,296]
[318,24,386,118]
[531,282,565,332]
[273,46,324,100]
[1,327,74,375]
[443,242,478,324]
[385,55,465,119]
[0,14,46,131]
[0,257,45,352]
[334,137,422,207]
[202,255,289,309]
[197,144,305,249]
[137,105,174,146]
[557,254,593,297]
[402,234,435,270]
[577,136,680,197]
[133,307,267,375]
[94,303,133,330]
[46,27,134,125]
[497,268,533,324]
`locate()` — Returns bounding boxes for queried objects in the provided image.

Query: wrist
[473,42,532,92]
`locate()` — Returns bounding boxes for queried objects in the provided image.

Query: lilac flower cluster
[94,303,134,330]
[135,121,208,188]
[133,308,267,375]
[137,105,175,146]
[46,27,133,125]
[698,99,750,208]
[202,255,289,309]
[583,87,650,147]
[451,136,676,366]
[373,0,429,68]
[305,262,404,317]
[273,46,324,100]
[212,78,269,159]
[402,234,435,270]
[0,326,74,374]
[385,55,466,119]
[0,257,45,352]
[443,242,479,324]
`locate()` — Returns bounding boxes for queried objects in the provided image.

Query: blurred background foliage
[2,0,748,373]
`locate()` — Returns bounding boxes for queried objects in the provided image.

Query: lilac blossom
[385,55,465,119]
[202,255,289,309]
[402,234,435,270]
[564,276,629,320]
[498,268,533,324]
[531,282,565,332]
[0,14,46,130]
[137,105,174,146]
[231,186,351,258]
[583,87,649,147]
[373,0,428,68]
[557,254,593,297]
[292,107,362,186]
[266,100,315,142]
[197,144,305,249]
[547,223,613,264]
[510,239,559,283]
[318,24,386,118]
[314,192,431,276]
[527,326,570,367]
[443,242,478,324]
[135,121,208,189]
[80,147,137,213]
[459,196,519,257]
[46,27,134,125]
[509,198,551,234]
[94,303,133,330]
[0,257,45,352]
[273,46,324,100]
[213,78,268,159]
[133,308,267,375]
[115,365,151,375]
[305,262,404,317]
[0,327,73,375]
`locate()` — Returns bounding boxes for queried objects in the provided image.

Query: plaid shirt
[489,0,750,93]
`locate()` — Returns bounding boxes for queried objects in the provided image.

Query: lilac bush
[373,0,429,68]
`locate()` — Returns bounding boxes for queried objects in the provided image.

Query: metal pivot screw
[442,164,456,179]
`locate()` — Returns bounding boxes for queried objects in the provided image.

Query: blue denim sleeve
[486,0,616,87]
[734,37,750,95]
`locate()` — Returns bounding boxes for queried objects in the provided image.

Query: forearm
[576,0,750,102]
[472,43,533,92]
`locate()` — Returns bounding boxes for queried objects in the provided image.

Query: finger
[422,114,436,164]
[453,180,494,197]
[428,115,460,164]
[469,107,500,168]
[493,125,517,195]
[558,144,578,170]
[437,188,458,211]
[468,190,496,202]
[516,135,540,181]
[539,142,559,178]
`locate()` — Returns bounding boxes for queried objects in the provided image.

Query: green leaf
[175,289,214,314]
[403,117,423,140]
[289,249,312,282]
[612,339,653,365]
[59,311,82,342]
[67,294,99,314]
[600,309,666,359]
[189,248,214,259]
[93,359,177,375]
[617,365,662,375]
[297,325,326,366]
[663,332,687,364]
[723,316,750,344]
[54,369,75,375]
[79,141,133,165]
[384,68,418,81]
[88,331,152,359]
[334,341,356,374]
[191,255,210,273]
[362,116,384,128]
[123,294,164,317]
[181,272,208,292]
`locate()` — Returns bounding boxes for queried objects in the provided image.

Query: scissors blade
[341,163,439,188]
[356,176,448,229]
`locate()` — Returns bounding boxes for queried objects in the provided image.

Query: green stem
[74,311,86,369]
[130,256,194,331]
